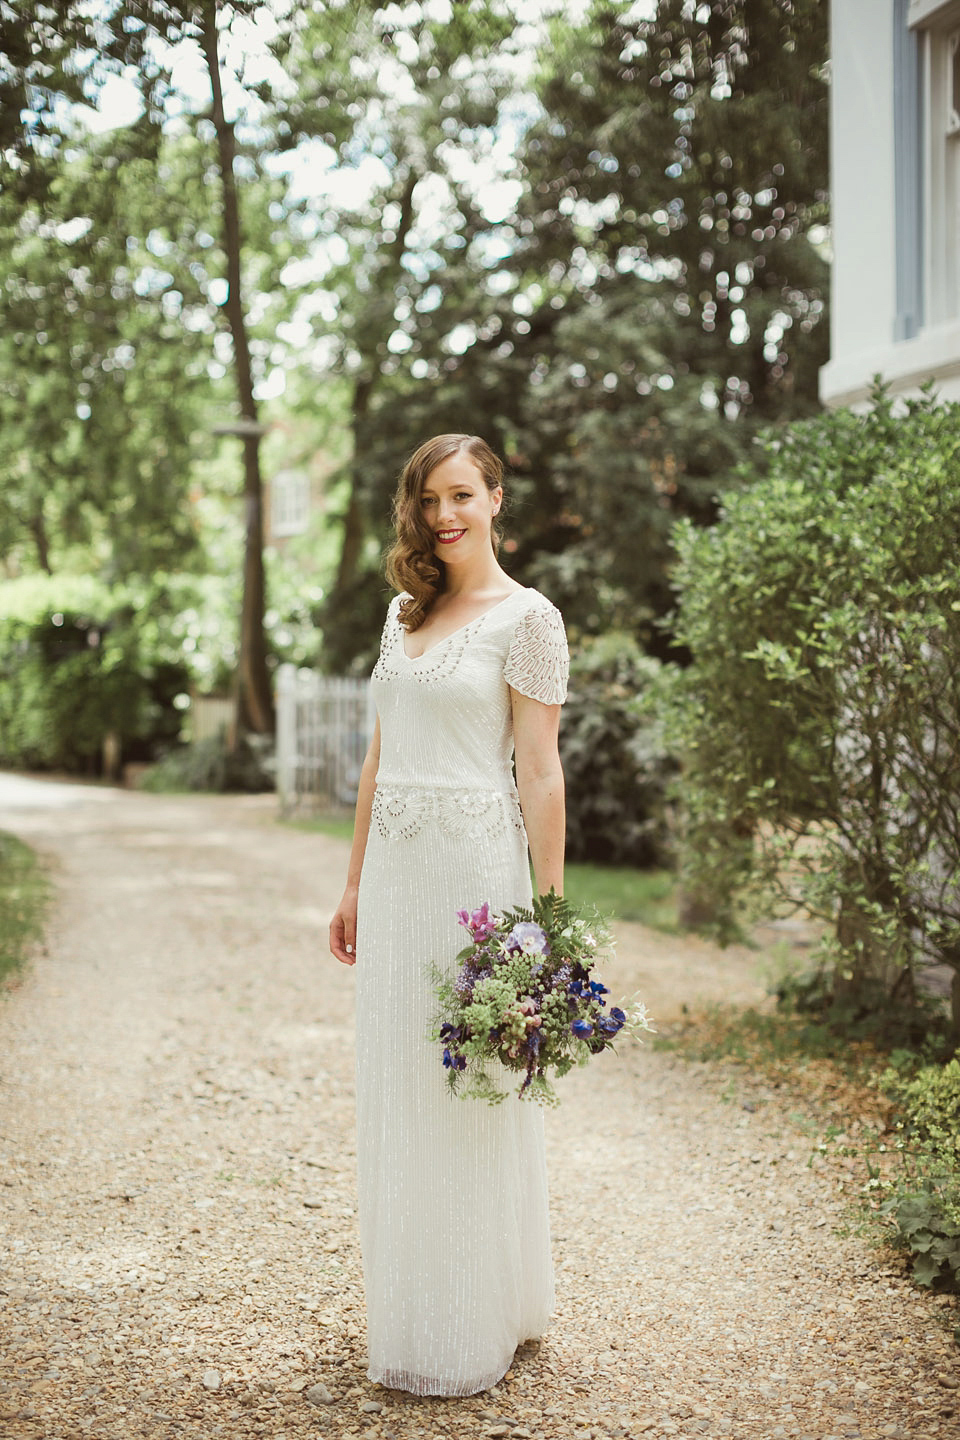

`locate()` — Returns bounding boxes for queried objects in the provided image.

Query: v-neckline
[400,589,527,662]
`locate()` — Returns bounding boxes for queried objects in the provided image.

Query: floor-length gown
[354,586,569,1397]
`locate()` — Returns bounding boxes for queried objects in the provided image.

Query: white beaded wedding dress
[354,586,569,1397]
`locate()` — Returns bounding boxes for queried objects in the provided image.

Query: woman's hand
[330,885,359,966]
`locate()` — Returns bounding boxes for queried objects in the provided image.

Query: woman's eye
[421,496,436,507]
[455,492,472,500]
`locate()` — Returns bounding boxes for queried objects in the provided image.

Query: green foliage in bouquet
[431,889,651,1106]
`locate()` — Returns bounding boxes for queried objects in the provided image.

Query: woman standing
[330,433,569,1396]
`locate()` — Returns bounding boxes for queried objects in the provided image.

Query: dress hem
[366,1329,548,1398]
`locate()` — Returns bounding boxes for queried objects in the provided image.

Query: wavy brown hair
[385,434,504,632]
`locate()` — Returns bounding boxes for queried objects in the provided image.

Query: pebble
[201,1368,221,1391]
[361,1399,384,1413]
[306,1382,336,1406]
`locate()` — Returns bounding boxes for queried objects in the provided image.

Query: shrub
[560,633,675,868]
[0,575,188,773]
[141,733,273,794]
[660,387,960,1032]
[880,1055,960,1290]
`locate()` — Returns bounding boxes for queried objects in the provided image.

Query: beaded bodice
[369,588,568,838]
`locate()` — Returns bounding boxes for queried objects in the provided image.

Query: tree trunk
[200,1,274,740]
[29,502,52,574]
[333,374,374,597]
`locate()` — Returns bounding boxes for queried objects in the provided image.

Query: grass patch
[0,831,49,987]
[564,863,679,931]
[285,812,356,844]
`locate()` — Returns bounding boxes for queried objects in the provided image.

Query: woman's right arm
[329,714,380,967]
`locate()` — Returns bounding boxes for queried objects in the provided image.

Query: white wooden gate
[275,665,375,813]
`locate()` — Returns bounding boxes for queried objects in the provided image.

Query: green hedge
[0,574,188,773]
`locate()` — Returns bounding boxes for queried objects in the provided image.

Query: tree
[1,0,293,734]
[267,0,527,669]
[500,0,830,645]
[0,127,209,579]
[303,0,830,668]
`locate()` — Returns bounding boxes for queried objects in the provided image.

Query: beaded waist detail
[371,782,526,843]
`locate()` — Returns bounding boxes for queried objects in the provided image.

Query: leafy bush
[880,1055,960,1289]
[141,733,273,794]
[660,387,960,1031]
[0,574,188,773]
[560,633,675,868]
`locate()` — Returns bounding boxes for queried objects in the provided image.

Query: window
[950,28,960,130]
[910,0,960,323]
[270,469,310,539]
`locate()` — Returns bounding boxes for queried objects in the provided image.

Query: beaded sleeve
[503,597,569,706]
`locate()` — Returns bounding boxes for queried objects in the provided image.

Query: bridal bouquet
[431,889,652,1105]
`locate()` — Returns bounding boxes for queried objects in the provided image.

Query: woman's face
[419,452,501,566]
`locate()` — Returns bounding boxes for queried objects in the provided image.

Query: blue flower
[596,1014,621,1037]
[610,1006,626,1026]
[571,1018,594,1039]
[589,980,609,996]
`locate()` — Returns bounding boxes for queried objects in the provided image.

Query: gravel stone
[305,1383,335,1406]
[0,778,955,1440]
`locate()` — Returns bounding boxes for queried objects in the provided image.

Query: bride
[330,433,569,1396]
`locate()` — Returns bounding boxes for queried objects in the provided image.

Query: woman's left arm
[511,688,565,897]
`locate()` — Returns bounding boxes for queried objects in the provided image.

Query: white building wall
[825,0,898,375]
[821,0,960,406]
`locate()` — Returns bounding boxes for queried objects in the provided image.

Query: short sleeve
[504,597,569,705]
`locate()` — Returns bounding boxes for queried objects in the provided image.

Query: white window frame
[270,469,310,539]
[910,0,960,323]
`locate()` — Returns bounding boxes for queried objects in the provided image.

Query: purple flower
[506,921,550,957]
[571,1018,594,1039]
[456,901,498,942]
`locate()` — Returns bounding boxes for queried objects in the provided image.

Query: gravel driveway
[0,775,955,1440]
